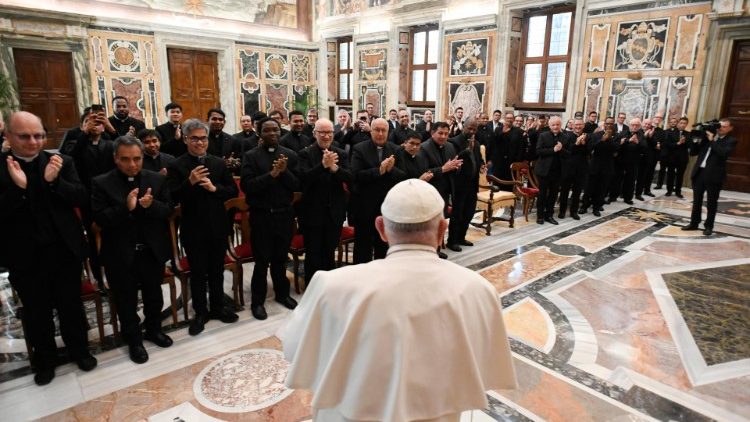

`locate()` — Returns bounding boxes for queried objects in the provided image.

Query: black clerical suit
[143,152,175,174]
[582,131,619,212]
[280,131,312,153]
[342,127,371,152]
[395,147,430,179]
[665,128,690,195]
[448,136,482,246]
[91,169,172,345]
[387,125,412,145]
[583,120,598,134]
[241,145,300,306]
[636,128,660,197]
[233,130,259,156]
[414,120,433,141]
[156,122,186,157]
[558,131,589,217]
[618,129,645,203]
[351,141,406,263]
[656,127,673,188]
[108,115,146,137]
[297,143,352,285]
[0,151,90,371]
[526,126,549,161]
[420,138,458,207]
[166,154,238,317]
[534,131,569,220]
[608,124,631,201]
[207,131,240,160]
[689,135,738,230]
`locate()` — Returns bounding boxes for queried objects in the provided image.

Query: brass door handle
[738,110,750,115]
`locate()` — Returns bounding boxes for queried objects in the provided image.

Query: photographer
[341,109,372,154]
[682,118,737,236]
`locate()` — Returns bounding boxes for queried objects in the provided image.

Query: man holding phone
[341,110,372,151]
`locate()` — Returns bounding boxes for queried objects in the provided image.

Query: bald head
[371,118,389,145]
[629,118,642,131]
[314,118,334,149]
[549,116,562,133]
[6,111,43,134]
[5,111,46,158]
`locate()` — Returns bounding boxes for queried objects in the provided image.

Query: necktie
[377,146,383,161]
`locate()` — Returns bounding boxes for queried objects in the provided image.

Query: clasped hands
[127,187,153,211]
[189,165,217,192]
[6,154,63,189]
[321,150,339,172]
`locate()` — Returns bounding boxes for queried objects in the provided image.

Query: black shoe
[544,217,559,225]
[210,308,239,323]
[128,343,149,364]
[75,353,97,372]
[557,213,565,219]
[676,193,684,199]
[593,210,601,217]
[681,224,699,231]
[665,192,672,197]
[251,304,267,320]
[703,228,713,236]
[276,296,298,310]
[624,200,634,205]
[537,218,544,225]
[579,208,588,214]
[571,213,580,220]
[459,240,474,246]
[144,331,173,348]
[598,206,604,211]
[635,196,644,201]
[447,244,462,252]
[654,185,662,190]
[608,198,617,203]
[437,250,448,259]
[34,367,55,386]
[188,314,209,336]
[645,192,655,197]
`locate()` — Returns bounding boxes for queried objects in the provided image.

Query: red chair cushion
[290,234,305,250]
[234,242,253,259]
[178,254,234,271]
[520,187,539,196]
[340,226,355,240]
[81,281,97,295]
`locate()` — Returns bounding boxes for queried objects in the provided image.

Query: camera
[694,119,720,134]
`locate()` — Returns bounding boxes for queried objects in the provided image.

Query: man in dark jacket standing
[534,116,568,224]
[558,119,589,220]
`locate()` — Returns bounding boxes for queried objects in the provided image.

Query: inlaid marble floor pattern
[1,189,749,421]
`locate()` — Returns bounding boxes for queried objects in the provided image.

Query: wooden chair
[225,197,252,308]
[473,172,519,235]
[510,162,540,222]
[289,192,305,294]
[337,226,356,266]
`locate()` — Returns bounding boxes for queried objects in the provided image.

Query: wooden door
[167,49,220,122]
[13,49,79,149]
[722,40,750,193]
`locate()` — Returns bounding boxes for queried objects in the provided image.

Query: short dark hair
[165,102,182,113]
[269,109,284,118]
[493,109,502,115]
[207,108,226,119]
[405,131,421,141]
[589,111,598,116]
[617,112,626,117]
[252,111,267,122]
[289,110,304,119]
[257,116,280,130]
[389,109,397,114]
[678,116,689,122]
[366,103,374,107]
[112,96,128,105]
[719,117,733,127]
[356,109,368,115]
[137,128,161,142]
[80,107,92,124]
[455,107,463,111]
[432,121,450,132]
[538,114,548,119]
[113,135,143,154]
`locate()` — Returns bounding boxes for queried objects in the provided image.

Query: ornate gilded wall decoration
[291,55,310,82]
[240,50,260,79]
[333,0,363,15]
[265,54,288,80]
[359,48,386,82]
[665,76,692,121]
[607,78,661,120]
[583,78,603,115]
[614,19,669,70]
[107,40,140,73]
[360,85,385,116]
[450,38,488,76]
[448,83,484,120]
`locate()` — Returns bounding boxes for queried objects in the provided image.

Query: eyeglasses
[315,130,334,136]
[188,136,208,143]
[12,132,46,142]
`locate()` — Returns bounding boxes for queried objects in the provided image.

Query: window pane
[426,69,437,101]
[549,12,572,56]
[427,30,439,64]
[339,74,349,100]
[348,42,354,70]
[340,43,349,69]
[526,15,547,57]
[522,63,542,103]
[544,62,567,103]
[411,70,424,101]
[413,31,426,65]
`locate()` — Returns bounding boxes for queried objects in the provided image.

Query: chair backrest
[510,161,538,189]
[224,197,250,246]
[168,206,185,271]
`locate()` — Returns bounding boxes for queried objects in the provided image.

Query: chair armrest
[487,174,522,187]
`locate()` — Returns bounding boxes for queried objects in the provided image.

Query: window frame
[336,37,353,105]
[407,25,439,108]
[517,6,575,110]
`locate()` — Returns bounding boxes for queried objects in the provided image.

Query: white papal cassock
[278,243,517,422]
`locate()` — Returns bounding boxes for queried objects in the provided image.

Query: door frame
[155,33,237,133]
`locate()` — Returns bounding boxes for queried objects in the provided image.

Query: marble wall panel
[505,36,521,106]
[239,50,260,79]
[448,82,485,121]
[583,78,603,115]
[665,76,692,121]
[672,14,703,70]
[265,53,289,80]
[360,84,385,117]
[111,78,145,121]
[265,83,290,115]
[398,46,408,105]
[355,43,387,115]
[241,81,261,115]
[359,47,387,83]
[588,24,610,72]
[442,30,494,119]
[608,78,661,120]
[327,54,337,102]
[614,19,670,71]
[449,38,488,76]
[291,54,311,82]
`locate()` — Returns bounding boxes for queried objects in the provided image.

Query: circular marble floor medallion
[193,348,293,413]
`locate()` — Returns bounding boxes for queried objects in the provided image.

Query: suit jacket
[561,132,590,180]
[690,135,738,185]
[526,126,549,161]
[615,123,630,137]
[166,154,238,242]
[240,144,300,211]
[232,131,259,157]
[588,131,619,175]
[388,125,413,145]
[280,131,313,153]
[534,131,569,178]
[0,151,88,267]
[143,152,175,173]
[395,148,430,180]
[414,120,433,141]
[71,131,116,190]
[350,141,406,217]
[665,129,691,163]
[419,139,458,199]
[583,121,598,134]
[297,143,352,226]
[91,169,172,268]
[156,122,186,157]
[207,131,239,159]
[454,140,483,190]
[108,115,146,137]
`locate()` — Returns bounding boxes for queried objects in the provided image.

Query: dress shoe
[459,240,474,246]
[210,308,239,323]
[644,192,655,197]
[571,213,580,220]
[624,200,634,205]
[665,192,672,197]
[447,244,462,252]
[75,353,97,371]
[144,331,173,348]
[251,304,268,320]
[544,217,559,225]
[598,206,604,211]
[276,296,298,310]
[635,196,644,201]
[128,343,149,364]
[34,367,55,386]
[537,218,544,225]
[654,185,662,190]
[437,250,448,259]
[703,227,713,236]
[676,193,684,199]
[593,210,601,217]
[681,224,699,231]
[579,208,588,214]
[188,314,209,336]
[557,213,565,219]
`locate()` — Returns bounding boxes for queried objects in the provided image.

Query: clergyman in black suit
[534,116,569,225]
[297,118,352,287]
[448,123,483,250]
[91,136,174,364]
[155,102,185,157]
[665,116,690,198]
[414,110,434,141]
[580,119,618,217]
[0,111,97,385]
[166,118,239,336]
[138,129,175,174]
[558,119,589,220]
[682,118,738,236]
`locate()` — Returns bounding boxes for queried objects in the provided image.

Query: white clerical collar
[14,154,38,163]
[386,244,439,256]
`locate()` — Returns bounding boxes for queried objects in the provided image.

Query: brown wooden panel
[721,40,750,193]
[168,48,220,122]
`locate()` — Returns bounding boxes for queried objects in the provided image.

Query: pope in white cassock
[278,179,517,421]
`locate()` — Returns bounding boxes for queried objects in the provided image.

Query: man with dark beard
[108,96,146,137]
[280,110,313,153]
[206,109,241,172]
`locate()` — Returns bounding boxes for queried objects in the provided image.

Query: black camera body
[694,119,720,134]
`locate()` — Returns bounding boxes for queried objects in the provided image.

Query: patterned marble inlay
[503,298,554,353]
[614,19,669,70]
[194,349,293,413]
[661,264,750,366]
[672,14,703,70]
[480,247,580,296]
[555,216,653,253]
[588,24,610,72]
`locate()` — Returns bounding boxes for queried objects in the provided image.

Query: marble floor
[1,188,749,422]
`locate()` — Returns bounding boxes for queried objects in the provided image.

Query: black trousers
[448,186,478,245]
[621,158,639,202]
[656,157,667,187]
[105,250,164,345]
[667,156,688,194]
[303,219,341,286]
[584,170,611,210]
[608,159,625,200]
[559,173,586,216]
[636,154,658,195]
[250,209,293,305]
[690,169,722,229]
[184,236,227,316]
[353,209,387,264]
[10,243,88,370]
[537,175,560,219]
